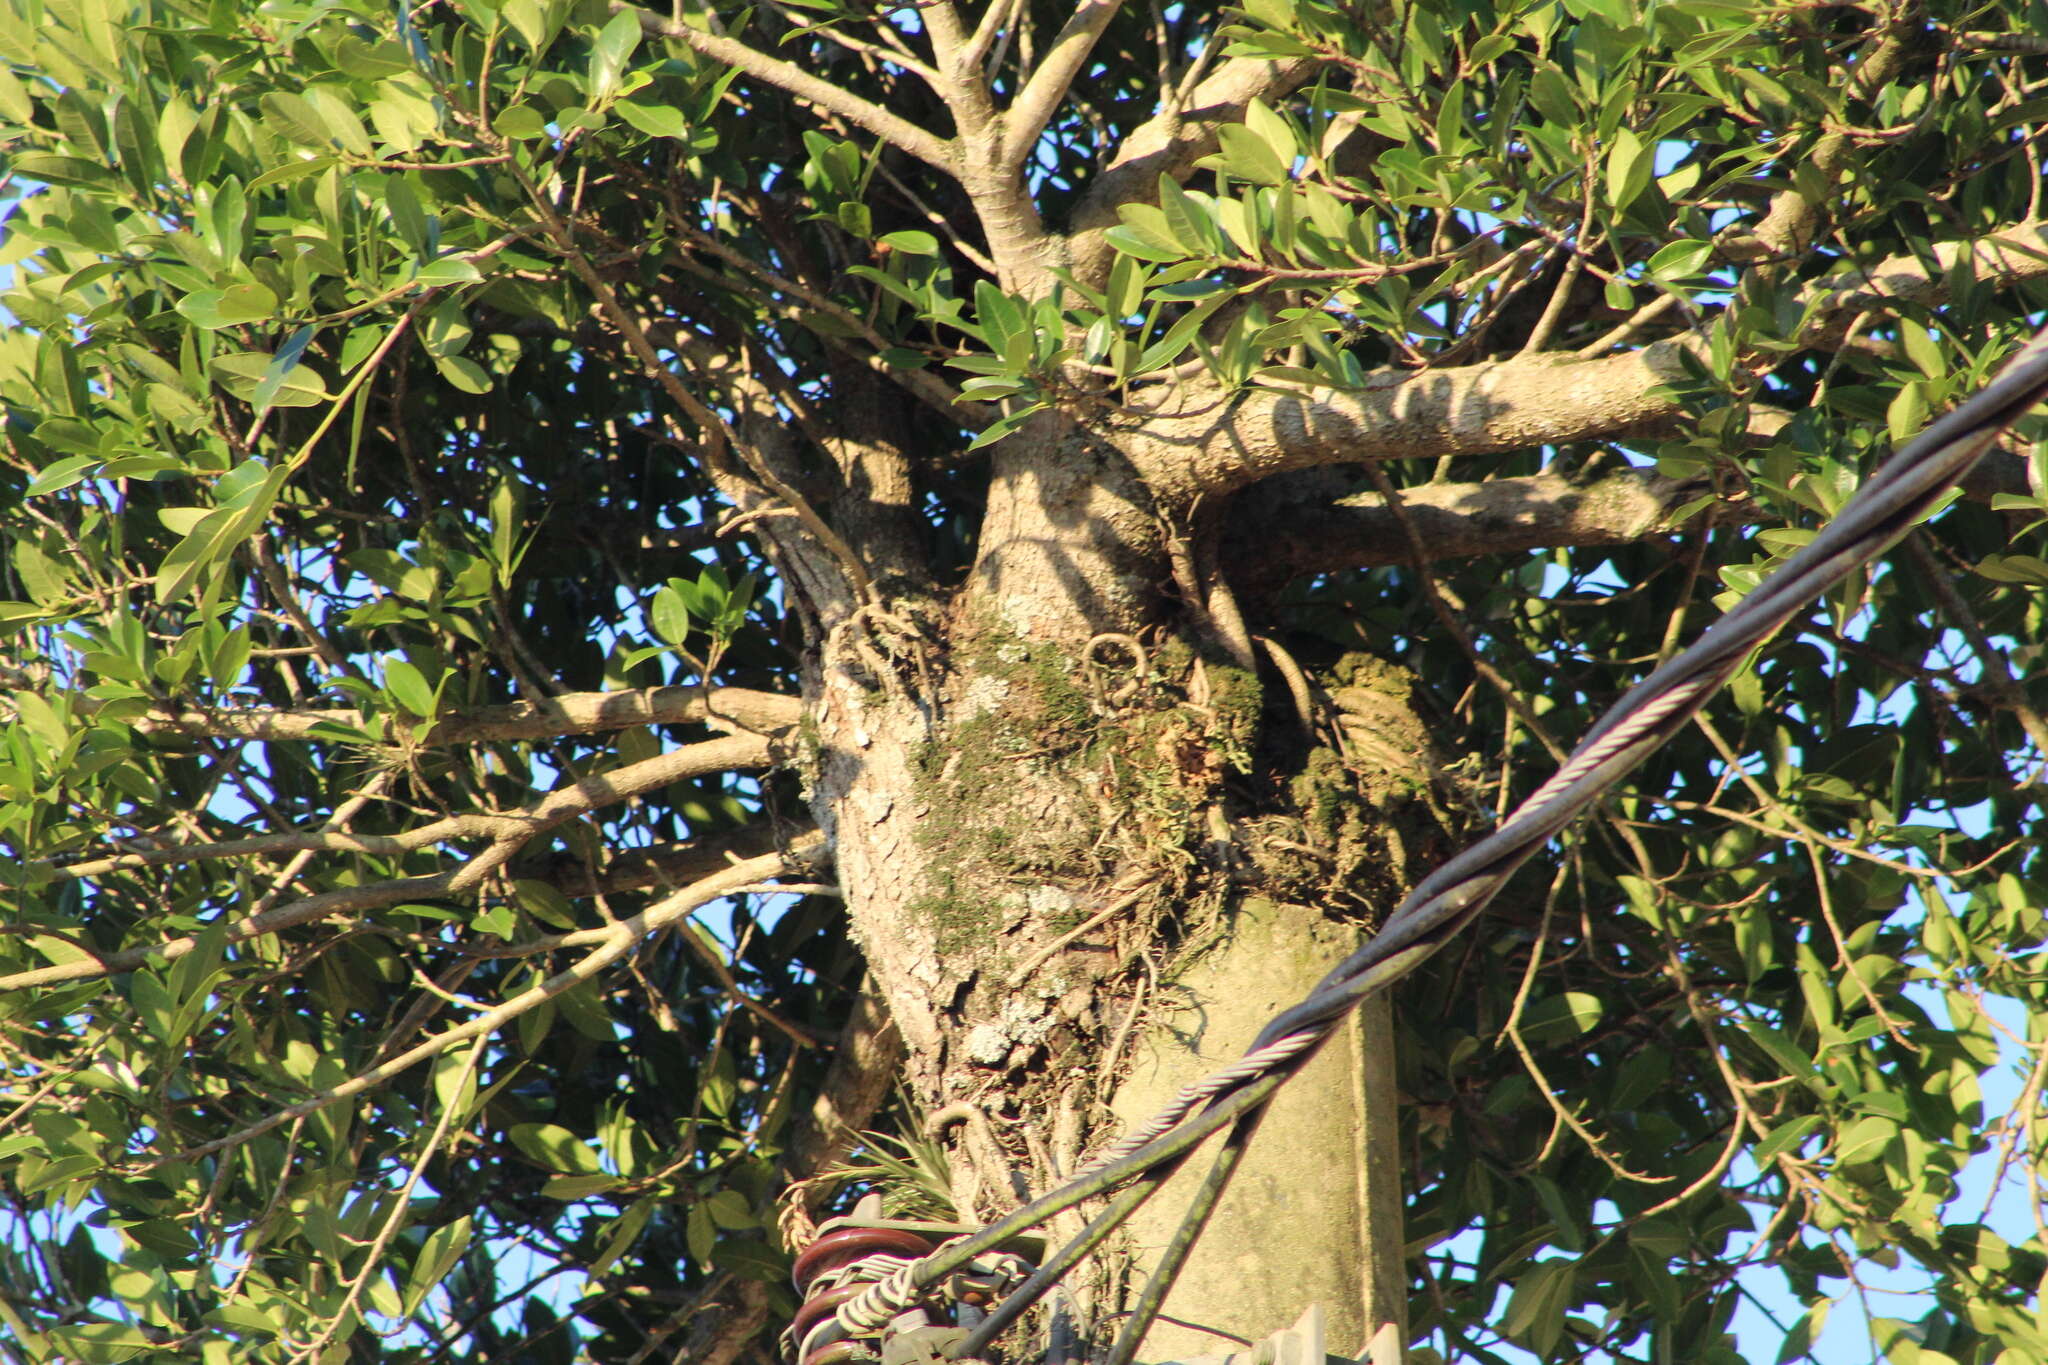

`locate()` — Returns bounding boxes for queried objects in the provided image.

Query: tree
[3,0,2047,1361]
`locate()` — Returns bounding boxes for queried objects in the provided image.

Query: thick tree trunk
[804,432,1449,1361]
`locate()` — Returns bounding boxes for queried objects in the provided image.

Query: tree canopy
[2,0,2048,1363]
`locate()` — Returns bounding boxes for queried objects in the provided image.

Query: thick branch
[1798,220,2048,347]
[1163,221,2048,499]
[612,4,957,174]
[1145,339,1700,499]
[782,983,906,1191]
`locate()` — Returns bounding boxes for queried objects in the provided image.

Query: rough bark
[808,550,1458,1355]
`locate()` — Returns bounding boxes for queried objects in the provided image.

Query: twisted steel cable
[827,323,2048,1362]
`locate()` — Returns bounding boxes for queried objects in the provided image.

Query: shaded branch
[781,983,905,1192]
[514,821,805,898]
[1718,18,1923,263]
[40,734,781,881]
[1226,466,1748,579]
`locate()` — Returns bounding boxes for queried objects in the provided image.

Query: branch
[662,222,988,426]
[780,983,904,1190]
[1225,404,2040,588]
[1144,339,1699,499]
[1717,17,1922,263]
[98,685,800,746]
[1226,466,1748,578]
[999,1,1121,172]
[514,821,804,897]
[1063,53,1321,288]
[1797,219,2048,348]
[137,836,828,1170]
[611,4,957,175]
[1161,220,2048,499]
[9,736,788,990]
[41,733,778,880]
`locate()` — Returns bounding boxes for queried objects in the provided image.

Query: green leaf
[1736,1018,1825,1092]
[965,402,1048,450]
[26,455,103,497]
[261,91,365,154]
[1886,379,1928,441]
[250,325,318,414]
[706,1189,755,1230]
[588,1199,655,1277]
[494,103,549,139]
[1158,175,1223,258]
[1900,324,1944,379]
[1751,1113,1824,1165]
[1516,991,1604,1045]
[1605,126,1651,209]
[1242,98,1296,172]
[1974,553,2048,586]
[650,583,690,645]
[508,1123,604,1174]
[433,354,492,393]
[686,1200,716,1265]
[1500,1258,1577,1357]
[877,230,939,255]
[614,99,689,139]
[1647,239,1713,279]
[416,256,483,288]
[403,1217,473,1316]
[6,153,114,188]
[176,284,278,329]
[1215,124,1289,185]
[382,658,438,717]
[1775,1300,1831,1365]
[1103,225,1189,263]
[588,9,644,103]
[1834,1113,1899,1166]
[209,352,329,406]
[503,0,566,53]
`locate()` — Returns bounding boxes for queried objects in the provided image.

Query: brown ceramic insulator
[791,1227,935,1293]
[790,1281,867,1347]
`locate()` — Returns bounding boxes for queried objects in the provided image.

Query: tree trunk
[805,437,1454,1361]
